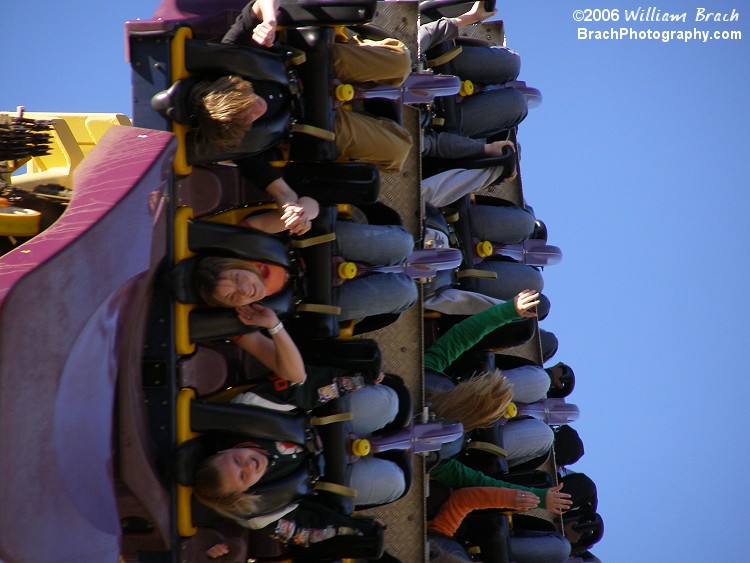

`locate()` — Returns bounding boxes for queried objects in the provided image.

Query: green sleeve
[423,300,520,374]
[429,459,548,509]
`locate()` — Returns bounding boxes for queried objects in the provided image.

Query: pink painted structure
[0,126,175,562]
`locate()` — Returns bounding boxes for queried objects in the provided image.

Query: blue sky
[2,1,749,561]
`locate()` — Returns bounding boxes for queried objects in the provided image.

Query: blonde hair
[194,256,262,307]
[194,452,263,518]
[191,75,258,152]
[429,370,513,433]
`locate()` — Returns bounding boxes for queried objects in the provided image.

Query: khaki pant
[331,37,414,172]
[332,36,413,87]
[334,110,413,174]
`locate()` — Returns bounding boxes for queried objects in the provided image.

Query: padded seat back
[284,161,380,205]
[284,27,338,162]
[178,346,230,395]
[175,396,356,518]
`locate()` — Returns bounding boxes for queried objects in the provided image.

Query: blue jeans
[452,45,522,85]
[468,204,536,244]
[457,87,528,140]
[452,44,527,138]
[348,385,405,505]
[502,418,554,467]
[334,221,418,320]
[460,260,544,301]
[503,365,551,404]
[509,530,571,563]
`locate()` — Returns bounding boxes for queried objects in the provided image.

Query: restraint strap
[426,45,463,68]
[467,441,508,458]
[290,232,337,248]
[456,269,498,280]
[314,481,358,498]
[290,123,336,141]
[296,303,342,315]
[309,412,353,425]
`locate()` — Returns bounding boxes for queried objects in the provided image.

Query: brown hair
[194,256,262,307]
[429,370,513,433]
[191,75,258,153]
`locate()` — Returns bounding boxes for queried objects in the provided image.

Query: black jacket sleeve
[222,1,261,45]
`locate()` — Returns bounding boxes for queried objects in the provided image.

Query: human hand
[281,197,319,235]
[512,489,540,511]
[545,483,573,515]
[461,1,497,26]
[514,289,540,318]
[252,20,276,47]
[235,303,279,329]
[206,542,230,559]
[483,140,515,157]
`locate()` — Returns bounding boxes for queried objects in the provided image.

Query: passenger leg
[502,418,554,467]
[502,365,551,404]
[335,221,414,265]
[467,204,536,243]
[508,530,571,563]
[349,384,399,435]
[350,456,405,505]
[452,45,521,85]
[424,287,504,315]
[337,273,418,321]
[332,36,412,86]
[460,260,544,301]
[457,88,528,139]
[334,109,414,173]
[422,166,504,208]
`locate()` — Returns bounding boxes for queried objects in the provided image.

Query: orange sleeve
[428,487,516,537]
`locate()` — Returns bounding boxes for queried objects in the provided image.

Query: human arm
[422,131,514,164]
[423,298,520,374]
[483,140,515,157]
[429,487,538,537]
[222,0,279,47]
[235,156,320,235]
[429,459,549,508]
[422,130,487,160]
[263,501,381,546]
[451,1,497,29]
[250,0,279,46]
[234,304,307,384]
[418,1,497,53]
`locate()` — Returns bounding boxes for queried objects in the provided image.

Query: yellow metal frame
[6,112,130,192]
[176,388,198,537]
[174,206,197,356]
[170,26,194,176]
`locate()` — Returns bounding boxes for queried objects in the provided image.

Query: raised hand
[514,289,541,318]
[252,20,276,46]
[545,483,573,515]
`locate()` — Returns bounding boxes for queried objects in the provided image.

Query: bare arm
[451,1,497,28]
[250,0,280,46]
[234,305,307,383]
[257,178,320,235]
